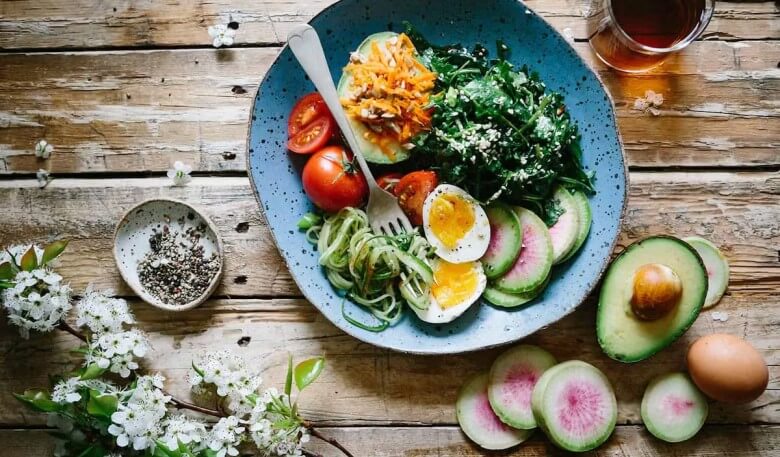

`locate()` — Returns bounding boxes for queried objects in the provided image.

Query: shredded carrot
[340,33,436,150]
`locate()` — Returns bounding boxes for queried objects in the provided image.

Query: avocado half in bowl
[597,236,708,363]
[246,0,628,354]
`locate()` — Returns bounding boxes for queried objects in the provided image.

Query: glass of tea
[587,0,715,73]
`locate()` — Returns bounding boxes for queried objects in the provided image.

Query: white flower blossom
[1,249,72,338]
[76,286,135,335]
[36,169,52,188]
[249,388,307,457]
[633,89,664,116]
[35,139,54,159]
[167,161,193,186]
[86,329,150,377]
[160,414,208,451]
[208,416,244,457]
[52,377,83,404]
[108,375,170,451]
[208,24,236,48]
[189,350,263,407]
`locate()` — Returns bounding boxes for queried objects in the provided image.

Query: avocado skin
[596,235,708,363]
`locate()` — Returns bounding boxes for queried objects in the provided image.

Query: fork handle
[287,24,378,189]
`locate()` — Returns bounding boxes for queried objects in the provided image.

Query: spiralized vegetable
[304,207,434,331]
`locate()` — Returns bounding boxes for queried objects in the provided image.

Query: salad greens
[406,24,594,219]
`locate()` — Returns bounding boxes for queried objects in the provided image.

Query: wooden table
[1,1,778,455]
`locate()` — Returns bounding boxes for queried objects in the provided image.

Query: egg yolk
[429,194,475,248]
[432,261,479,309]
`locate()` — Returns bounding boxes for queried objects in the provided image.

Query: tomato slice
[288,93,331,137]
[377,172,403,193]
[395,171,438,226]
[288,116,335,154]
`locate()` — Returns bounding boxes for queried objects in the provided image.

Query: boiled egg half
[412,259,487,324]
[422,184,490,264]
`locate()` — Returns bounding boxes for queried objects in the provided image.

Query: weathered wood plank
[0,172,776,297]
[0,1,776,50]
[0,42,778,174]
[1,293,778,427]
[3,425,780,456]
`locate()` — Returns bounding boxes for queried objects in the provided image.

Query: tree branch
[57,321,87,342]
[168,395,225,418]
[302,450,323,457]
[305,423,356,457]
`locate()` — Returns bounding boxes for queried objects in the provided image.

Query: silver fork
[287,24,413,236]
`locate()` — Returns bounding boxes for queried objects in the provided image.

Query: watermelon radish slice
[534,361,617,452]
[481,203,523,279]
[483,275,550,308]
[683,237,729,308]
[548,187,580,265]
[456,373,533,450]
[641,372,708,443]
[493,208,553,294]
[559,190,592,264]
[488,345,557,429]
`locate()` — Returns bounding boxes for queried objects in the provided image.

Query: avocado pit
[630,263,682,321]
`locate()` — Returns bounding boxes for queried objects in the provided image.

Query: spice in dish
[138,219,220,306]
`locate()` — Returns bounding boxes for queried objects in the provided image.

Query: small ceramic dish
[113,198,224,311]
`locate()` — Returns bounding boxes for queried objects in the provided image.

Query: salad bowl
[246,0,627,354]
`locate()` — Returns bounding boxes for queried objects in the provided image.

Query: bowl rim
[245,0,629,354]
[112,198,225,312]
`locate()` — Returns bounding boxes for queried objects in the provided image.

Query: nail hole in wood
[234,275,248,284]
[236,222,249,233]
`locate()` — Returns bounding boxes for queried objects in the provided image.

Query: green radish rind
[488,345,557,430]
[558,190,592,264]
[493,208,553,294]
[481,203,523,279]
[532,361,617,452]
[641,372,709,443]
[682,236,729,308]
[336,32,409,164]
[548,187,581,265]
[456,372,533,450]
[483,274,550,308]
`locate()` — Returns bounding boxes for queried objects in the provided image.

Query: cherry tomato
[288,93,331,137]
[287,116,335,154]
[302,146,368,213]
[395,171,438,226]
[377,172,403,193]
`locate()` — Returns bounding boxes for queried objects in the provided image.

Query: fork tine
[398,216,413,233]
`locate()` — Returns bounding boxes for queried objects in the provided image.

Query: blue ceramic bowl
[247,0,627,354]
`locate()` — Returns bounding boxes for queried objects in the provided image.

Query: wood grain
[0,42,778,174]
[0,1,776,50]
[2,425,780,456]
[0,172,777,297]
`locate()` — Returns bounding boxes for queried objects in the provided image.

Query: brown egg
[687,334,768,404]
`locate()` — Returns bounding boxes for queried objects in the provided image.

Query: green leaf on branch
[20,246,38,272]
[79,364,106,380]
[152,441,181,457]
[42,239,69,265]
[86,389,118,419]
[0,279,14,289]
[294,356,325,391]
[285,353,293,396]
[13,389,61,412]
[0,261,15,280]
[191,361,205,377]
[76,445,107,457]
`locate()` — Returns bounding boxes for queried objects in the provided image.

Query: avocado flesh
[337,32,409,164]
[597,236,707,363]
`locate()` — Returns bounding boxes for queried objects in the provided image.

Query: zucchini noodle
[303,207,434,331]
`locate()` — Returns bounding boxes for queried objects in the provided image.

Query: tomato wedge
[288,93,331,137]
[395,171,438,226]
[287,116,335,154]
[377,172,403,193]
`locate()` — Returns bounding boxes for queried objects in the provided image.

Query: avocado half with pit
[336,31,410,164]
[597,236,708,363]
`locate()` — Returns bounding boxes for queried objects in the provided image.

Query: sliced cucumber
[481,203,523,279]
[493,208,553,294]
[488,345,557,430]
[337,32,409,164]
[641,372,708,443]
[559,190,592,263]
[534,360,617,452]
[683,237,729,308]
[547,187,580,265]
[456,373,533,450]
[483,274,549,308]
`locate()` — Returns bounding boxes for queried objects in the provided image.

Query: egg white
[411,259,487,324]
[422,184,491,264]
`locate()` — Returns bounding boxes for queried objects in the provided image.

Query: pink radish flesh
[641,372,708,443]
[556,380,606,436]
[494,208,552,293]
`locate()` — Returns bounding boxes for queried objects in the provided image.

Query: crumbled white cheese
[712,311,729,322]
